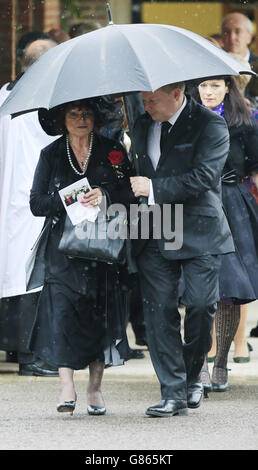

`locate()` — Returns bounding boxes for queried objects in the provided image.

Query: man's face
[142,88,182,122]
[222,13,252,57]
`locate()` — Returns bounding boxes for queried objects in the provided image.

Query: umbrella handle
[123,95,139,175]
[123,95,148,206]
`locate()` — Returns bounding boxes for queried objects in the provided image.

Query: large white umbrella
[0,22,254,117]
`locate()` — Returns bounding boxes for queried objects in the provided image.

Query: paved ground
[0,301,258,451]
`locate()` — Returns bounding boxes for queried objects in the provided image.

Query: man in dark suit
[130,82,234,417]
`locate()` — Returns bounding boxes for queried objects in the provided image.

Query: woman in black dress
[29,98,135,415]
[191,76,258,391]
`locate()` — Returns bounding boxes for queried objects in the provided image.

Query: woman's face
[198,79,229,110]
[65,106,95,138]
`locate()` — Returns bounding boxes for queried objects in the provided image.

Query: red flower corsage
[108,150,125,166]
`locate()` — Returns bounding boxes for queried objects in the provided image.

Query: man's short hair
[22,39,57,71]
[16,31,50,58]
[161,82,186,94]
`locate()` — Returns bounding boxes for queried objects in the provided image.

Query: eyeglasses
[66,110,94,121]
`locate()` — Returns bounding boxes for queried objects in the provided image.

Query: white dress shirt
[147,96,187,205]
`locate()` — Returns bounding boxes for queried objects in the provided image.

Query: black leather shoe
[187,378,204,408]
[250,324,258,338]
[19,362,59,377]
[129,348,145,359]
[146,400,188,417]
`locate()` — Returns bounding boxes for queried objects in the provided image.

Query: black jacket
[132,96,235,259]
[224,120,258,177]
[30,133,135,218]
[27,133,136,291]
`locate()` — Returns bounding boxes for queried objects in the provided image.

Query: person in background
[69,22,101,38]
[0,34,59,376]
[221,12,258,64]
[245,59,258,338]
[15,31,51,75]
[203,50,258,365]
[192,76,258,392]
[207,34,224,48]
[48,28,69,44]
[245,59,258,113]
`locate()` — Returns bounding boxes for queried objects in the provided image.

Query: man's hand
[130,176,150,197]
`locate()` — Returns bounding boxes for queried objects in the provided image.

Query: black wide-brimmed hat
[38,96,121,136]
[38,105,65,136]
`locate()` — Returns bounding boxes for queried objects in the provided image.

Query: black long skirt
[28,271,131,371]
[28,216,131,370]
[219,183,258,304]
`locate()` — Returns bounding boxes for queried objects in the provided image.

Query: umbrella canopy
[0,23,254,117]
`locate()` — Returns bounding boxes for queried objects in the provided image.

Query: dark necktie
[160,121,171,153]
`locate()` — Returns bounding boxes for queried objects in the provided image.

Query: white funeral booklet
[59,177,100,226]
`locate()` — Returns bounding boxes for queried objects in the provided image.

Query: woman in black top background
[191,76,258,392]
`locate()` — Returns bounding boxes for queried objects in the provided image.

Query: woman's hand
[80,188,103,207]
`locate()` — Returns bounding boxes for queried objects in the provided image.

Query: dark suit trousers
[137,240,221,400]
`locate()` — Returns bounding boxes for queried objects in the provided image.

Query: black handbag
[58,203,128,264]
[26,218,52,291]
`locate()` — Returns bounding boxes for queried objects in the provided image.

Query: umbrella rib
[115,27,155,91]
[48,44,80,108]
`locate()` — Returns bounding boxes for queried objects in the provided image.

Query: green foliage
[62,0,82,20]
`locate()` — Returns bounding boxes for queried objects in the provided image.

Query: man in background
[221,12,258,64]
[0,33,59,376]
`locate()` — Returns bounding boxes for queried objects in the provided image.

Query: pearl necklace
[66,132,94,175]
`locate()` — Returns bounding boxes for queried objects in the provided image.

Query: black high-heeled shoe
[211,366,229,392]
[87,404,106,416]
[57,393,77,415]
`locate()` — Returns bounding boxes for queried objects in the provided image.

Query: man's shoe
[19,362,59,377]
[129,348,145,359]
[187,378,203,408]
[146,400,188,417]
[250,324,258,338]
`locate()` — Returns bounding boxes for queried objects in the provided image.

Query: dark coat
[30,133,135,218]
[249,51,258,64]
[132,96,235,259]
[224,120,258,177]
[27,133,136,291]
